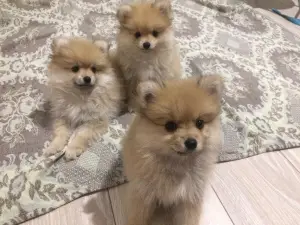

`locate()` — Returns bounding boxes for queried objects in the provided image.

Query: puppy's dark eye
[195,119,204,129]
[152,30,159,37]
[91,66,97,73]
[71,65,80,73]
[135,31,141,38]
[165,121,177,132]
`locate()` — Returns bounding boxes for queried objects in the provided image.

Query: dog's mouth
[74,82,94,88]
[176,151,189,156]
[175,148,198,156]
[175,149,194,156]
[141,48,153,51]
[77,83,93,87]
[171,146,190,156]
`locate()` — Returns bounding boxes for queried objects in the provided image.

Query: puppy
[115,0,181,111]
[122,75,223,225]
[44,37,124,160]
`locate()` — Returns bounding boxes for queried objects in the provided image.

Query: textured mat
[1,0,300,224]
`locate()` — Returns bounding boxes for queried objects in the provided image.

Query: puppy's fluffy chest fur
[53,91,103,124]
[50,75,120,126]
[118,45,176,82]
[139,154,209,206]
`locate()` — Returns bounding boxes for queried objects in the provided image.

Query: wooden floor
[24,149,300,225]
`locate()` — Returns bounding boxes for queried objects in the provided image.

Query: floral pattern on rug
[1,0,300,224]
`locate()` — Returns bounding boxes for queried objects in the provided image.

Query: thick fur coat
[115,0,181,111]
[44,37,124,160]
[122,76,223,225]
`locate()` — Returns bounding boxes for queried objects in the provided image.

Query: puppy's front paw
[128,105,135,113]
[43,143,64,156]
[64,146,85,161]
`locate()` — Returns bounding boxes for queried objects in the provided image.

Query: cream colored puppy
[122,76,223,225]
[44,37,124,160]
[115,0,181,111]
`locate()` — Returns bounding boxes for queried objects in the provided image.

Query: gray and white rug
[1,0,300,224]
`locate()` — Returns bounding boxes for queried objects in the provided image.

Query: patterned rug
[1,0,300,224]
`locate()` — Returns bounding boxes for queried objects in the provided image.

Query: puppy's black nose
[143,42,151,49]
[184,138,197,151]
[83,76,91,84]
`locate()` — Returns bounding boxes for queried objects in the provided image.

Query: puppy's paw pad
[43,144,63,156]
[127,106,135,113]
[64,147,85,161]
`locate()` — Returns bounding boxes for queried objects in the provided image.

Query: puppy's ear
[52,36,69,53]
[152,0,173,20]
[137,81,161,108]
[117,4,132,25]
[94,40,110,53]
[197,75,223,97]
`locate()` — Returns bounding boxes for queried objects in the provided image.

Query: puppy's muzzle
[143,42,151,50]
[83,76,91,84]
[74,75,95,87]
[184,138,197,152]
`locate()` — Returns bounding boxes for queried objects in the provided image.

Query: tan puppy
[115,0,181,111]
[122,76,223,225]
[44,37,124,160]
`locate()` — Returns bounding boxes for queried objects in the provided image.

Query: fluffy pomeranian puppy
[44,37,124,160]
[115,0,181,111]
[122,75,223,225]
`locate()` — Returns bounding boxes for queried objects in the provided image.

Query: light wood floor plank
[108,184,127,225]
[200,185,234,225]
[108,183,233,225]
[22,150,300,225]
[212,152,300,225]
[23,190,115,225]
[281,148,300,172]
